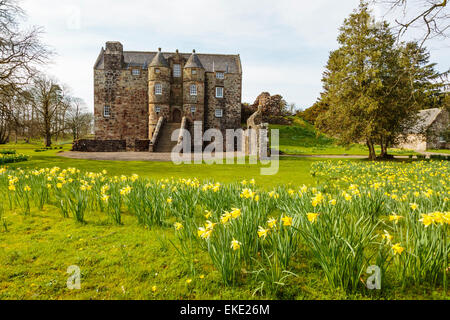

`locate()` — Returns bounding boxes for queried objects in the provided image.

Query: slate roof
[94,49,242,74]
[149,49,169,68]
[408,108,443,134]
[184,50,204,69]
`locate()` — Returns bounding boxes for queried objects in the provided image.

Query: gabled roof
[94,50,241,74]
[184,50,204,69]
[409,108,443,133]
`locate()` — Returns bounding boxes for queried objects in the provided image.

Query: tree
[0,0,50,143]
[298,95,329,124]
[29,75,67,147]
[374,0,449,46]
[316,1,442,160]
[66,98,93,141]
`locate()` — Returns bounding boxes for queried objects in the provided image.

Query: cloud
[20,0,450,112]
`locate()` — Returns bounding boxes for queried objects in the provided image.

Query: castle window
[190,84,197,96]
[155,106,161,114]
[155,68,160,74]
[155,83,162,95]
[173,64,181,77]
[215,109,223,118]
[132,69,140,76]
[192,69,197,75]
[190,106,196,113]
[215,87,223,98]
[103,105,111,118]
[216,72,224,79]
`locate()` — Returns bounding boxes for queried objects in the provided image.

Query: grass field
[0,141,325,188]
[428,149,450,154]
[271,117,418,156]
[0,140,448,300]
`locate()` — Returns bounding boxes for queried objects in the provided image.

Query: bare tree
[0,0,50,143]
[374,0,449,46]
[29,75,67,147]
[66,98,93,141]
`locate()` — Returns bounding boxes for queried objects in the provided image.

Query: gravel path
[59,151,247,162]
[58,151,447,162]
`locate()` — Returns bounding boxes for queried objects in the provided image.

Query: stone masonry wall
[93,43,242,152]
[205,72,242,150]
[94,68,149,150]
[427,109,449,149]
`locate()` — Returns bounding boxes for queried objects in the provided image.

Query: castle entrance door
[172,108,182,123]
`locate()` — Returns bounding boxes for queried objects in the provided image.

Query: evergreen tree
[316,1,442,159]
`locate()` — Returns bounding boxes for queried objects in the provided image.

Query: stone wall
[396,134,427,152]
[204,72,242,150]
[93,42,243,152]
[134,140,150,152]
[94,43,149,150]
[72,139,126,152]
[427,109,449,149]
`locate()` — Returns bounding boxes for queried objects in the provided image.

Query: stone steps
[154,122,181,152]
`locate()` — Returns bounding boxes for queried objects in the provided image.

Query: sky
[20,0,450,112]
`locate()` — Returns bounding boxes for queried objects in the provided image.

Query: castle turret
[148,48,170,139]
[183,50,205,124]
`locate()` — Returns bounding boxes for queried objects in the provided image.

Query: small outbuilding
[396,108,449,151]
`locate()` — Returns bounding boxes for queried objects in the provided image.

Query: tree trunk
[45,117,51,147]
[366,139,376,160]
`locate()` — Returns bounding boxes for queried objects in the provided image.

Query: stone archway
[172,108,182,123]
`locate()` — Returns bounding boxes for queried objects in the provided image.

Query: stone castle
[79,41,242,152]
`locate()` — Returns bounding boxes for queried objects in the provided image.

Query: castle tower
[183,50,205,126]
[148,48,170,139]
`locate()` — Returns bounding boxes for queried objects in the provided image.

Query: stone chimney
[104,41,123,70]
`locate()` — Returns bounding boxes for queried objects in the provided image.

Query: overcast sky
[21,0,450,111]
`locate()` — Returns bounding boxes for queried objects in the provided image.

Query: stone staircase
[154,122,181,152]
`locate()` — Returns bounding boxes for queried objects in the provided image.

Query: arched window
[190,84,197,96]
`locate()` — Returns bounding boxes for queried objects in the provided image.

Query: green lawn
[2,204,442,300]
[0,142,330,189]
[1,141,447,300]
[271,118,418,156]
[428,149,450,154]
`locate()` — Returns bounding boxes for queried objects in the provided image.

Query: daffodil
[419,213,434,227]
[281,216,293,226]
[267,217,277,229]
[174,222,183,231]
[230,239,241,250]
[307,212,319,223]
[388,213,403,224]
[381,230,393,242]
[230,208,241,219]
[392,243,405,255]
[257,226,269,239]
